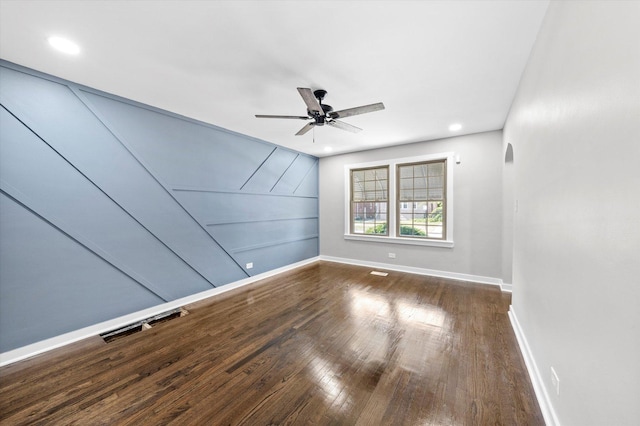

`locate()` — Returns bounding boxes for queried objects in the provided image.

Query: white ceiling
[0,0,549,157]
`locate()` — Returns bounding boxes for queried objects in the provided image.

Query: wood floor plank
[0,261,544,425]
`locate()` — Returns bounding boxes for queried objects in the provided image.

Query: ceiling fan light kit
[256,88,385,136]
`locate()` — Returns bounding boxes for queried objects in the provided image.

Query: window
[345,153,454,248]
[397,160,446,239]
[350,166,388,235]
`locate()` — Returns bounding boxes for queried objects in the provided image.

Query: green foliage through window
[366,223,426,236]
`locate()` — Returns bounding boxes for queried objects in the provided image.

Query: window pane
[396,159,446,240]
[413,177,427,189]
[413,188,427,199]
[427,202,441,223]
[377,180,388,198]
[352,202,365,233]
[351,167,389,235]
[412,224,427,236]
[399,166,413,178]
[399,189,413,201]
[428,176,444,187]
[428,213,442,224]
[413,164,427,178]
[364,169,376,180]
[352,170,365,182]
[413,201,427,214]
[399,223,426,236]
[366,224,387,235]
[427,225,443,238]
[399,178,413,190]
[365,191,377,200]
[427,162,444,176]
[427,188,443,199]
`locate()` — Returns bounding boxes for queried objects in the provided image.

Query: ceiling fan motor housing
[308,95,333,125]
[313,89,327,102]
[312,114,326,126]
[312,104,334,125]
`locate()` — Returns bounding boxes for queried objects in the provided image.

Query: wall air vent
[100,307,188,343]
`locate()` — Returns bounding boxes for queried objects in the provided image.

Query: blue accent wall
[0,61,319,352]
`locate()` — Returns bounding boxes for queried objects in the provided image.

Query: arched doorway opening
[503,143,515,286]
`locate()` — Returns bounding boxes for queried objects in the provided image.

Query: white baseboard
[0,256,319,367]
[319,255,505,288]
[501,282,513,292]
[508,306,561,426]
[0,255,508,367]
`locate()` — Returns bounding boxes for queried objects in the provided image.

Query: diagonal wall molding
[72,87,249,281]
[1,184,170,301]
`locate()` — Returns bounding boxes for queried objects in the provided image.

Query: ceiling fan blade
[328,102,385,119]
[297,87,325,116]
[327,119,362,133]
[255,114,309,120]
[296,122,316,136]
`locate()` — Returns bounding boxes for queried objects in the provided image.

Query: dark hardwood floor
[0,262,543,425]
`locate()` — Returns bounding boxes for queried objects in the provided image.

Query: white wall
[319,131,503,280]
[504,1,640,425]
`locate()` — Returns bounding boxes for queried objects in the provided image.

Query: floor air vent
[100,307,188,343]
[370,271,389,276]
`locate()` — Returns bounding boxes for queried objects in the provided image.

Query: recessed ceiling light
[449,123,462,132]
[324,146,333,153]
[48,36,80,55]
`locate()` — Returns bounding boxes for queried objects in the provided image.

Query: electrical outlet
[551,367,560,395]
[246,262,253,269]
[388,253,396,259]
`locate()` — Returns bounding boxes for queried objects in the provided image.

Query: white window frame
[344,152,455,248]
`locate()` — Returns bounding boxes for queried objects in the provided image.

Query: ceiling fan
[256,88,385,136]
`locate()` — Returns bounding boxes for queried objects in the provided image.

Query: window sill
[343,234,454,248]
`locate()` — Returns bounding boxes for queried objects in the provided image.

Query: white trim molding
[509,306,562,426]
[500,282,513,293]
[319,255,504,288]
[344,233,454,248]
[0,256,320,367]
